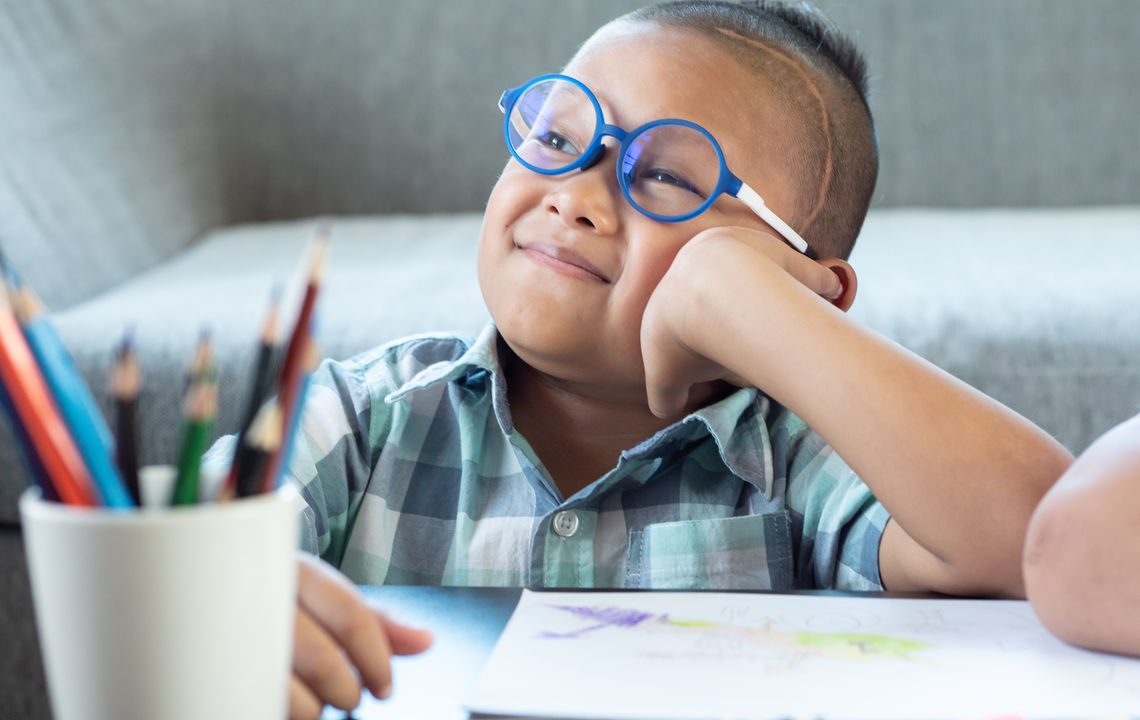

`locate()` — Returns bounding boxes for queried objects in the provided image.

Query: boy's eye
[535,130,580,156]
[637,167,704,197]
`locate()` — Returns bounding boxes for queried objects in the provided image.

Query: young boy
[255,1,1074,716]
[1024,412,1140,657]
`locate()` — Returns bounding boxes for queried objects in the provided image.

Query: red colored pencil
[264,227,328,487]
[0,287,95,506]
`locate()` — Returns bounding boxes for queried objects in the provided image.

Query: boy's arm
[1023,413,1140,655]
[642,226,1073,598]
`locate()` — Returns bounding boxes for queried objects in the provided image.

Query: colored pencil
[0,285,95,506]
[170,338,217,505]
[185,329,213,392]
[241,287,282,436]
[0,380,58,501]
[11,285,133,508]
[277,229,327,420]
[108,333,142,505]
[263,227,328,490]
[220,288,282,500]
[233,399,283,498]
[265,335,319,493]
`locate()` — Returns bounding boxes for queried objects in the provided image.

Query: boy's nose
[545,145,621,234]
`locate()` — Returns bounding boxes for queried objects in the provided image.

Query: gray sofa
[2,0,1138,715]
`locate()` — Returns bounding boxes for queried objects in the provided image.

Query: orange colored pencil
[0,288,95,506]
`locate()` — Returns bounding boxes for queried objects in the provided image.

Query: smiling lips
[517,242,611,283]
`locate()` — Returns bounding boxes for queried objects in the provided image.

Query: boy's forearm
[695,262,1073,596]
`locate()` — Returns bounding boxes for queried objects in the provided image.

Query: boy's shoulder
[321,329,490,401]
[344,330,478,378]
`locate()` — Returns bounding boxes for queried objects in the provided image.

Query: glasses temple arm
[735,185,819,260]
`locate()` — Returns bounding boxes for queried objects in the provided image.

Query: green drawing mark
[794,631,931,660]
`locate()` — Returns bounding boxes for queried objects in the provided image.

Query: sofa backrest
[0,0,230,310]
[2,0,1137,309]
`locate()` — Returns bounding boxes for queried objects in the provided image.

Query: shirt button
[552,510,579,538]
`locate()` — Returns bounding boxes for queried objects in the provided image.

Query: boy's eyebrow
[713,27,833,236]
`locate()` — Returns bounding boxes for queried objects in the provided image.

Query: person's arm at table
[1024,413,1140,656]
[290,553,434,720]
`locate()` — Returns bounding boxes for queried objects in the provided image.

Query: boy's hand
[641,226,847,419]
[290,553,434,720]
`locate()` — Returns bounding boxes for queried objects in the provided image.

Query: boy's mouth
[515,241,611,283]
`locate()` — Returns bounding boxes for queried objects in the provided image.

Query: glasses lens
[621,123,721,219]
[507,78,597,172]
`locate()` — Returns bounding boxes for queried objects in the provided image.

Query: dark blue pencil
[0,380,58,501]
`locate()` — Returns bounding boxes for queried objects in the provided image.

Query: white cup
[20,484,300,720]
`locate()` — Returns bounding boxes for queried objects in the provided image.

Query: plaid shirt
[218,325,888,591]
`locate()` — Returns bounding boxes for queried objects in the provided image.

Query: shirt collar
[385,323,516,433]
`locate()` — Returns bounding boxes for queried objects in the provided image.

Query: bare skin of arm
[640,226,1074,598]
[1023,413,1140,655]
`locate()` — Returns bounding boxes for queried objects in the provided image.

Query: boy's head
[618,0,878,260]
[478,0,877,394]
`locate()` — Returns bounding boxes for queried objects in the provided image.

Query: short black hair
[621,0,878,258]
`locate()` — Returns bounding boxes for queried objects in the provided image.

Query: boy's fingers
[288,675,324,720]
[819,264,844,299]
[788,257,843,300]
[378,614,435,656]
[293,607,365,711]
[645,372,690,419]
[728,226,844,301]
[297,557,396,700]
[640,326,694,420]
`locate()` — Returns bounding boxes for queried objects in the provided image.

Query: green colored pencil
[171,341,216,506]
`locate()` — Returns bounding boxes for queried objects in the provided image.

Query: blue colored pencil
[11,286,134,508]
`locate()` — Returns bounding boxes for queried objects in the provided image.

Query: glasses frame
[499,73,818,260]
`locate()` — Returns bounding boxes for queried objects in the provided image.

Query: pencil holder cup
[19,484,301,720]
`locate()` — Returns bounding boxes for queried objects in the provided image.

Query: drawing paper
[467,590,1140,719]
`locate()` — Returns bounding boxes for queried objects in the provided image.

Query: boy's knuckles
[328,602,384,643]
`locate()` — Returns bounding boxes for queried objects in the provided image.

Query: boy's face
[478,22,804,398]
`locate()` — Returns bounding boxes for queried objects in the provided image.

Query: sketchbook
[466,589,1140,720]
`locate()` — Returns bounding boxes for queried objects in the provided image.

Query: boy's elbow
[1022,487,1131,654]
[1023,496,1080,636]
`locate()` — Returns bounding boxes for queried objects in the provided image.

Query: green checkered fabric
[209,325,888,591]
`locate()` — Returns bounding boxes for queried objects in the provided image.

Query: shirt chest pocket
[625,513,794,591]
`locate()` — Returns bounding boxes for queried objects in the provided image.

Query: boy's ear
[819,258,858,312]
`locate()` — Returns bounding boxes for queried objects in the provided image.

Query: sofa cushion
[0,215,488,524]
[850,206,1140,453]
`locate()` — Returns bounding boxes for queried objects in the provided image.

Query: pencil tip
[118,325,136,354]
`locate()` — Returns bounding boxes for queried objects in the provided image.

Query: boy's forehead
[562,21,803,196]
[563,18,825,230]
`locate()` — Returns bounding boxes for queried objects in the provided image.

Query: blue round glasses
[498,73,817,259]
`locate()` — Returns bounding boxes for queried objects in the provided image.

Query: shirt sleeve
[778,411,890,591]
[201,356,382,563]
[285,356,388,566]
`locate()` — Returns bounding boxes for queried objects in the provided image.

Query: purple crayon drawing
[539,604,666,639]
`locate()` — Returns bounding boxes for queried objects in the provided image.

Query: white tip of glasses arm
[735,184,813,257]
